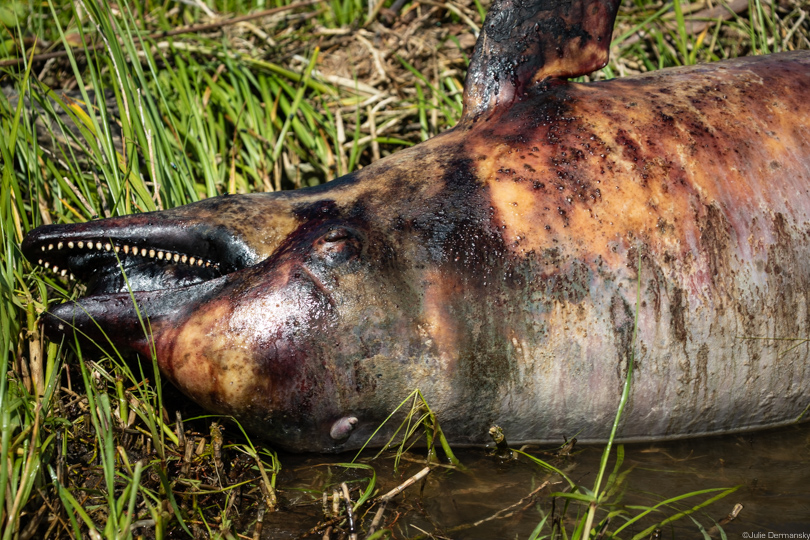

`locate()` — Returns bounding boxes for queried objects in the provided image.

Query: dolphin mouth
[24,233,224,296]
[21,218,260,344]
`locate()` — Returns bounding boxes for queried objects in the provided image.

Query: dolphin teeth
[38,259,43,265]
[41,245,45,252]
[44,262,50,268]
[64,241,213,266]
[70,273,75,280]
[48,244,54,250]
[52,265,59,273]
[60,269,67,277]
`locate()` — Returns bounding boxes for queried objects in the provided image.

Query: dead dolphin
[22,0,810,452]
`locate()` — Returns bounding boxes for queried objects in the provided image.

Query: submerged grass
[0,0,804,537]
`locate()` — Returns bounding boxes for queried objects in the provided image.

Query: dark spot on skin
[610,292,634,386]
[670,286,687,345]
[699,204,733,299]
[293,199,339,221]
[657,217,673,235]
[695,343,709,397]
[615,128,640,164]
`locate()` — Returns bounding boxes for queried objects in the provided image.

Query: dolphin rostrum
[23,0,810,451]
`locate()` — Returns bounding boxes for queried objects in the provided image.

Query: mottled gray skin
[22,0,810,451]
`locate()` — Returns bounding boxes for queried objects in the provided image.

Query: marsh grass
[0,0,805,537]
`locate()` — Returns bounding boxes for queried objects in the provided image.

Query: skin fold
[23,0,810,451]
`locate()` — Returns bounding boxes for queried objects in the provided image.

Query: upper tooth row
[39,241,215,268]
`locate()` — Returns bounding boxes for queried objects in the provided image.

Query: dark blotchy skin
[23,21,810,450]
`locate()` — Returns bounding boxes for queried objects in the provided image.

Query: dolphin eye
[313,227,362,265]
[324,228,350,243]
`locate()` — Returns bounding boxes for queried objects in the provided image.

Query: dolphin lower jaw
[39,274,231,354]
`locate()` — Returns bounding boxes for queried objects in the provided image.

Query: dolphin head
[22,133,478,451]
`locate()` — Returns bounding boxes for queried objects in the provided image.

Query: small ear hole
[324,228,350,242]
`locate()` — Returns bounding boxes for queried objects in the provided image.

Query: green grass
[0,0,802,537]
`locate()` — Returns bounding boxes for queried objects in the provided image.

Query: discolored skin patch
[458,52,810,441]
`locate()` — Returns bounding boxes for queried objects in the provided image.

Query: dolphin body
[23,0,810,452]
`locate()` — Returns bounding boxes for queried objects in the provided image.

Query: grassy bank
[1,0,806,537]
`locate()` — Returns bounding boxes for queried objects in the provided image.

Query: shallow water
[260,423,810,538]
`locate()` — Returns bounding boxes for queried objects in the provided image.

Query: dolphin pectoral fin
[462,0,621,121]
[329,416,359,441]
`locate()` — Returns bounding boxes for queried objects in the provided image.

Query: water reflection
[261,424,810,538]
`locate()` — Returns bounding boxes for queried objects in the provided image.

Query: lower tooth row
[37,259,75,279]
